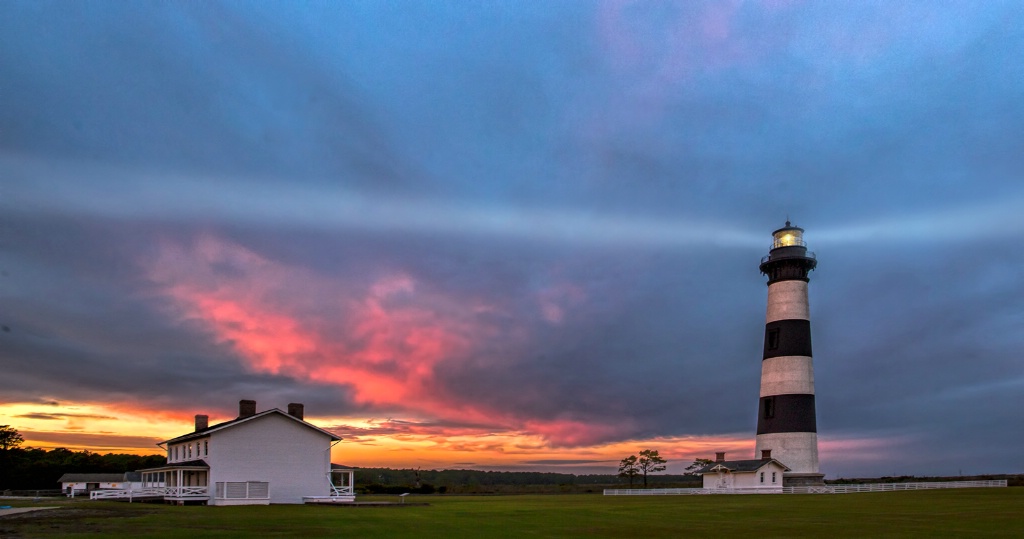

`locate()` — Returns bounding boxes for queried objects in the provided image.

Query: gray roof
[163,408,341,444]
[57,473,132,483]
[696,459,791,474]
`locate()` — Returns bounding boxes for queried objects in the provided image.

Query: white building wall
[701,463,787,490]
[168,436,210,463]
[205,413,332,504]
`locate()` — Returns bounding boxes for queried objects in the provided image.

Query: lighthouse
[755,222,824,486]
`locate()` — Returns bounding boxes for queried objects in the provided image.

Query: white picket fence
[783,480,1007,494]
[604,480,1007,496]
[604,487,782,495]
[89,487,167,501]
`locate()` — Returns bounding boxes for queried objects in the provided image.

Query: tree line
[1,426,702,493]
[0,426,165,490]
[354,466,699,494]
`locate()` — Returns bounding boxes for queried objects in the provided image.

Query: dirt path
[0,508,58,518]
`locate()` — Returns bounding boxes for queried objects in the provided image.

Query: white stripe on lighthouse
[759,356,816,397]
[755,432,820,473]
[766,280,809,323]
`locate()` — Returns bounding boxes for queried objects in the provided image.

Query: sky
[1,1,1023,479]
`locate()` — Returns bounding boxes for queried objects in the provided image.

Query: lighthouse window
[763,397,775,419]
[767,328,780,350]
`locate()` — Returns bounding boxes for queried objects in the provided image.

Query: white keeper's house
[138,400,354,505]
[696,451,790,491]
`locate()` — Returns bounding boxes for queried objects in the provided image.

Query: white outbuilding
[58,472,147,497]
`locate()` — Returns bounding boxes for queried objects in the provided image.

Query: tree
[684,458,714,476]
[637,449,667,487]
[0,425,24,450]
[617,455,640,488]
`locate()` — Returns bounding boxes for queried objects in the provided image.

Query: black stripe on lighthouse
[756,394,817,434]
[763,319,813,360]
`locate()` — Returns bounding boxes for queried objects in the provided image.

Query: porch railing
[330,484,354,496]
[163,486,210,498]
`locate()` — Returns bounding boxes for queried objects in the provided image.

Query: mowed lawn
[2,489,1022,538]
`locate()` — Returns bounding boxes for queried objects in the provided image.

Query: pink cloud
[146,235,474,410]
[523,418,628,448]
[143,234,622,448]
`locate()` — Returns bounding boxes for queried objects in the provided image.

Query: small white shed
[58,472,146,497]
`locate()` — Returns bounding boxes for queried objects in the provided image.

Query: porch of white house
[303,466,356,504]
[140,465,214,505]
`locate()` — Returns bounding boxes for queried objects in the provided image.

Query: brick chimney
[761,449,772,460]
[715,452,726,463]
[239,399,257,418]
[194,414,209,431]
[287,403,304,420]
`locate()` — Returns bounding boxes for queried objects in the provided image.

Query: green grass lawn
[2,489,1022,538]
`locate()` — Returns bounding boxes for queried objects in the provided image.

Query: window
[763,397,775,419]
[188,444,192,459]
[174,446,178,461]
[767,328,780,350]
[772,472,777,483]
[760,472,765,483]
[204,440,209,455]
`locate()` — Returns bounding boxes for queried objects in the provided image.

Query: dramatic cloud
[2,1,1023,477]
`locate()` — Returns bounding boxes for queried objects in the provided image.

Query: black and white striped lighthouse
[755,222,824,486]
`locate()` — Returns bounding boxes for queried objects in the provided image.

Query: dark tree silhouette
[0,425,24,450]
[638,449,667,487]
[684,458,714,476]
[618,454,640,487]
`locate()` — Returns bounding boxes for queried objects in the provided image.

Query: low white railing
[605,480,1007,496]
[164,485,209,498]
[88,486,210,501]
[783,480,1007,494]
[330,485,354,496]
[89,487,165,501]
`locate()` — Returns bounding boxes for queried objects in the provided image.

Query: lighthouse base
[783,473,825,487]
